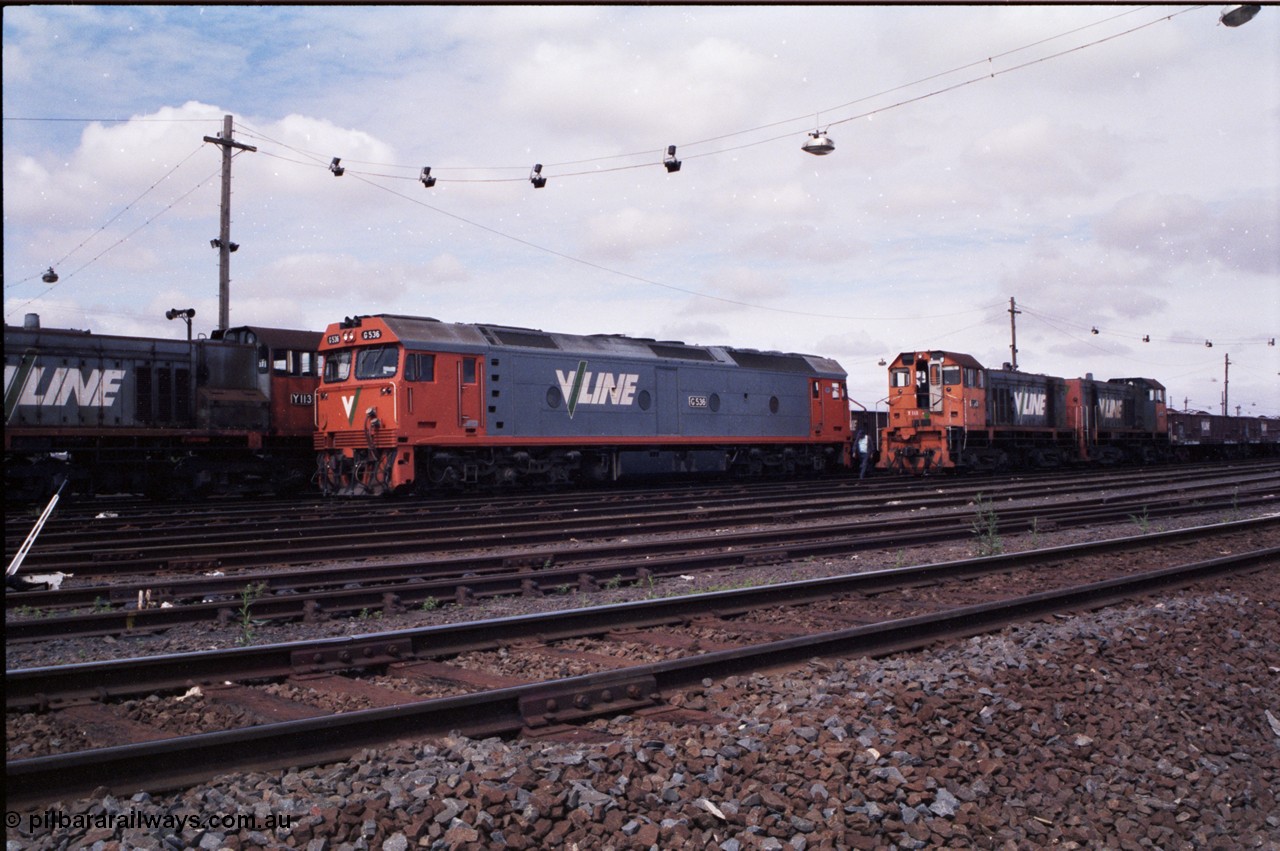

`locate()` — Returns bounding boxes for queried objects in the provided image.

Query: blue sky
[4,5,1277,413]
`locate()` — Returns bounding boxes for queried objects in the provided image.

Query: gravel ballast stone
[7,579,1278,849]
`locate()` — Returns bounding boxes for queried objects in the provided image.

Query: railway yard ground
[5,466,1279,850]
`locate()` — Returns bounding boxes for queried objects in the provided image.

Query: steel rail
[9,463,1275,575]
[12,460,1261,535]
[6,492,1276,643]
[8,516,1276,708]
[11,466,1278,598]
[6,544,1275,810]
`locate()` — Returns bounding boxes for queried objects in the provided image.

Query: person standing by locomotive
[856,426,872,479]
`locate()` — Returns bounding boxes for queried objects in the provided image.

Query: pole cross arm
[203,134,258,153]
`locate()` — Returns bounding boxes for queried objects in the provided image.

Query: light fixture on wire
[41,267,58,284]
[663,145,681,173]
[1142,335,1150,342]
[329,157,345,177]
[1205,340,1214,348]
[1091,326,1100,335]
[802,129,835,156]
[420,167,436,188]
[530,164,547,188]
[1219,4,1261,26]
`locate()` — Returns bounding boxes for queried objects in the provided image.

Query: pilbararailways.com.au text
[8,809,294,834]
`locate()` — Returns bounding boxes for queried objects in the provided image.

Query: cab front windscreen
[355,345,399,380]
[322,345,401,382]
[322,349,352,383]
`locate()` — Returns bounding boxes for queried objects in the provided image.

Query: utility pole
[1008,297,1021,370]
[1221,353,1231,416]
[203,115,256,333]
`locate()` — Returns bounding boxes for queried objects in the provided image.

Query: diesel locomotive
[10,311,1272,500]
[879,349,1276,473]
[4,315,321,500]
[313,314,851,495]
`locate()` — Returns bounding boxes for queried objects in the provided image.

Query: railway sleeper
[743,550,788,567]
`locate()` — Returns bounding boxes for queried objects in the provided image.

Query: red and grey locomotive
[313,314,851,495]
[879,349,1274,473]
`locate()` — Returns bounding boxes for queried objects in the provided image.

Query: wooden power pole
[1222,353,1231,416]
[203,114,256,333]
[1008,296,1021,370]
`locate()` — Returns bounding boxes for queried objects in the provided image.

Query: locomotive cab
[880,351,986,473]
[315,317,416,496]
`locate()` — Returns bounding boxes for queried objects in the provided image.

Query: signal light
[420,167,436,188]
[530,164,547,188]
[329,157,345,177]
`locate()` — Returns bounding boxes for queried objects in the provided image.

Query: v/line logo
[1097,397,1125,422]
[556,362,639,418]
[1011,389,1046,418]
[340,387,362,425]
[5,361,127,422]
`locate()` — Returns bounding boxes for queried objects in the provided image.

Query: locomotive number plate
[361,329,383,340]
[688,395,708,408]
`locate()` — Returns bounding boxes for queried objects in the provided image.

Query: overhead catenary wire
[4,164,223,318]
[8,4,1266,344]
[341,163,1008,323]
[230,6,1203,184]
[1017,302,1272,348]
[4,144,210,292]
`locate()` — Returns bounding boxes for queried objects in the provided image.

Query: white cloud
[3,5,1276,413]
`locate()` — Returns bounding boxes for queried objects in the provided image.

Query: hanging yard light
[802,129,835,156]
[1220,4,1261,27]
[663,145,681,173]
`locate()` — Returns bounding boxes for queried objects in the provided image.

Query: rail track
[6,466,1276,642]
[8,461,1277,579]
[7,518,1276,809]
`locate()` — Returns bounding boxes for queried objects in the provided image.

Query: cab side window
[405,353,436,382]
